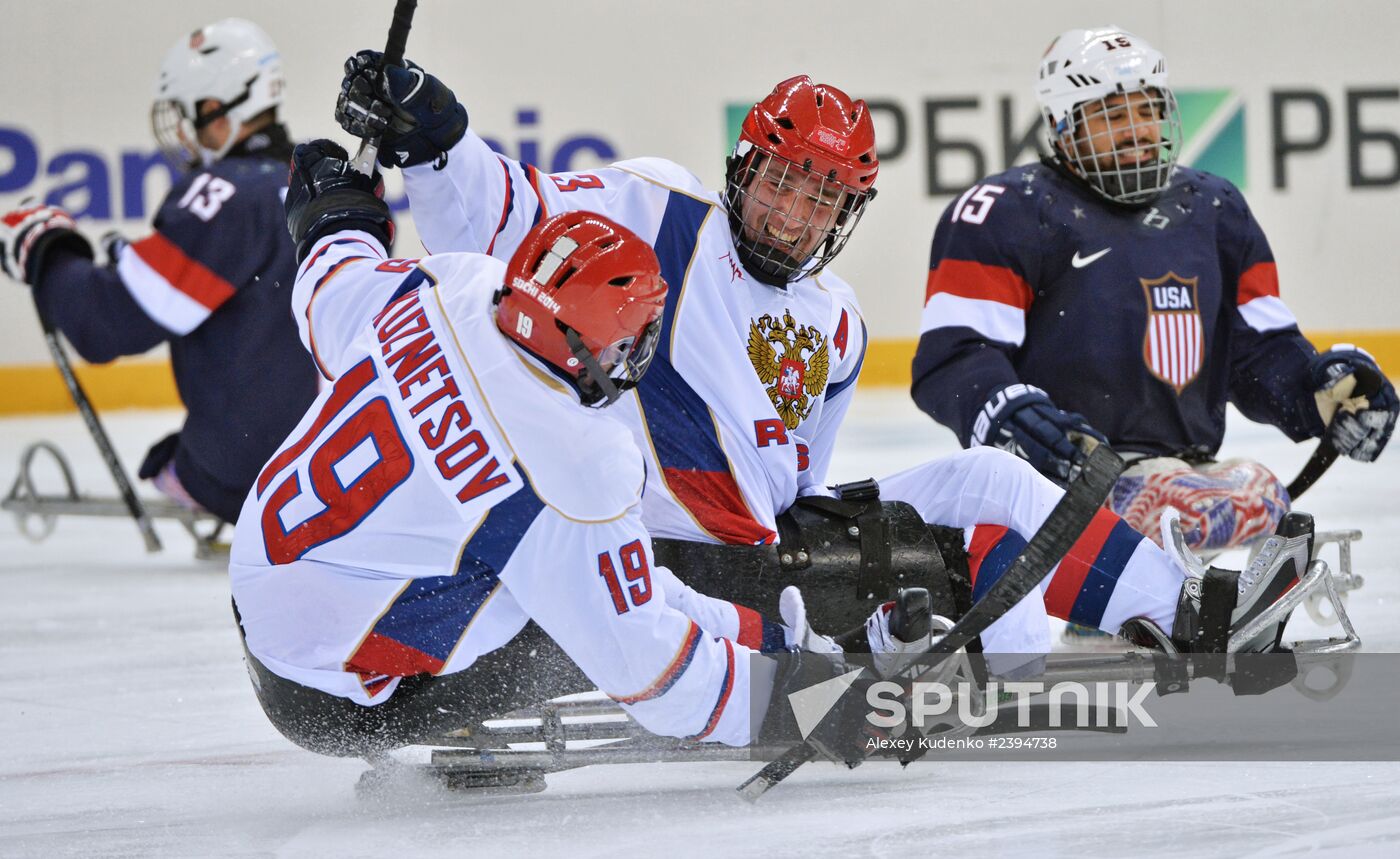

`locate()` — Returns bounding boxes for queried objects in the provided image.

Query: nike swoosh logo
[1072,247,1111,268]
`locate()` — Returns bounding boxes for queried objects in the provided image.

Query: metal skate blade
[1305,530,1366,626]
[1229,559,1361,653]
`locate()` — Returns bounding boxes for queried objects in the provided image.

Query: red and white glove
[1,204,93,285]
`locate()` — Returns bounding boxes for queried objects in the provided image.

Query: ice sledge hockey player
[328,52,1335,666]
[230,139,944,761]
[912,26,1397,554]
[0,19,318,524]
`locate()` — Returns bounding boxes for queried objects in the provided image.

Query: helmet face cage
[151,98,202,169]
[497,211,668,408]
[617,316,662,387]
[151,18,284,170]
[568,315,664,407]
[725,147,872,285]
[1054,86,1181,205]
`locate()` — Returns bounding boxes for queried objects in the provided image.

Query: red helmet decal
[497,211,667,404]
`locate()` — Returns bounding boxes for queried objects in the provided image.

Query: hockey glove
[1,204,93,286]
[1311,346,1397,462]
[758,587,871,767]
[336,50,469,169]
[285,140,395,263]
[99,230,130,267]
[758,587,935,767]
[971,383,1108,485]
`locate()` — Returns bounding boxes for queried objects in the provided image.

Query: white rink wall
[2,0,1398,367]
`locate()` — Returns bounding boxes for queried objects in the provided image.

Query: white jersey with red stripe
[400,134,1201,659]
[229,230,757,745]
[404,132,868,547]
[392,129,1181,660]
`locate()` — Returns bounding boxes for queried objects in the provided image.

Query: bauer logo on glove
[971,383,1108,485]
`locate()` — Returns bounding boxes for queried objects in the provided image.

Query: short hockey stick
[34,303,161,552]
[350,0,419,177]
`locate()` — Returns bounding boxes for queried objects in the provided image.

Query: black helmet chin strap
[192,75,258,129]
[565,328,622,407]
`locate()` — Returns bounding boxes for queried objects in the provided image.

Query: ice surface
[3,393,1398,857]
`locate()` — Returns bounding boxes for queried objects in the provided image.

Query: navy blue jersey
[912,160,1323,458]
[34,126,319,522]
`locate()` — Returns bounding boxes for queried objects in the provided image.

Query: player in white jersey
[231,139,941,757]
[332,55,1321,660]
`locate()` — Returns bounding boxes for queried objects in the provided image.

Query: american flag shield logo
[1141,272,1203,393]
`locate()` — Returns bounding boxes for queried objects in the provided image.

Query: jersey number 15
[950,184,1005,225]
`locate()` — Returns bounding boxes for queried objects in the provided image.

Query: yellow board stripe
[0,360,179,415]
[1,330,1397,414]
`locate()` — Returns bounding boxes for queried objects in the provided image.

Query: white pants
[877,448,1184,653]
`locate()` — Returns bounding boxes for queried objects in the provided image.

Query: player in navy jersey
[0,19,318,524]
[913,26,1397,554]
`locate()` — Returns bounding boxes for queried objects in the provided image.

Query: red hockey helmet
[725,75,879,285]
[495,211,668,406]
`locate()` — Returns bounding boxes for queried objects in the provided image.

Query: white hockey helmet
[1033,27,1181,205]
[151,18,285,168]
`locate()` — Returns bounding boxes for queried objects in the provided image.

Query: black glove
[98,230,130,267]
[971,383,1108,485]
[760,649,877,767]
[137,432,180,481]
[1,204,94,285]
[1310,346,1397,462]
[285,139,395,263]
[335,50,469,169]
[757,587,919,767]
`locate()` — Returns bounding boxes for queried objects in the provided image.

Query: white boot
[777,586,842,655]
[781,586,946,677]
[863,589,952,677]
[1124,509,1314,653]
[1160,506,1209,578]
